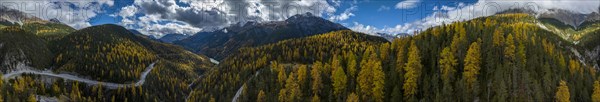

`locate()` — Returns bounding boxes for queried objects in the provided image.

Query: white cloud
[1,0,114,29]
[350,22,379,35]
[350,22,414,35]
[386,0,600,34]
[330,0,342,7]
[116,0,339,36]
[329,5,356,21]
[119,5,138,17]
[440,5,456,11]
[120,17,135,25]
[395,0,420,9]
[377,5,391,11]
[138,22,201,37]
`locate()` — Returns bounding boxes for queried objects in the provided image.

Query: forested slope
[190,13,599,102]
[188,30,388,101]
[0,27,53,71]
[0,24,215,101]
[50,24,158,83]
[21,22,75,41]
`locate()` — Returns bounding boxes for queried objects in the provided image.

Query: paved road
[231,71,260,102]
[3,61,157,89]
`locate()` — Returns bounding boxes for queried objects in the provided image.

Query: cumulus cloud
[350,22,379,35]
[395,0,420,9]
[350,22,413,35]
[440,5,456,11]
[117,0,339,36]
[134,0,229,30]
[386,0,600,34]
[1,0,114,29]
[118,5,138,17]
[329,5,356,21]
[138,22,201,37]
[378,5,391,12]
[330,0,342,7]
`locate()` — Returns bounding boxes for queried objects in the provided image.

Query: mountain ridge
[174,12,349,60]
[159,34,190,43]
[0,5,75,41]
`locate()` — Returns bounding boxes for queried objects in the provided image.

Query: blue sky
[89,0,481,36]
[2,0,599,37]
[86,0,450,35]
[334,0,473,28]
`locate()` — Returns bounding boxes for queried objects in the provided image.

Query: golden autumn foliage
[463,40,481,94]
[347,93,359,102]
[556,80,570,102]
[403,41,422,101]
[592,81,600,102]
[257,90,266,102]
[331,56,347,96]
[439,47,457,82]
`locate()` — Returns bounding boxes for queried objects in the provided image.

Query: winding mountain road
[231,71,261,102]
[210,58,220,64]
[185,74,206,101]
[3,61,157,89]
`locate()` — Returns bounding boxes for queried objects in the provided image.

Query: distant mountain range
[497,8,600,29]
[0,6,45,25]
[128,29,161,40]
[159,34,190,43]
[374,32,410,41]
[0,6,75,41]
[174,12,349,60]
[537,9,600,29]
[126,29,191,43]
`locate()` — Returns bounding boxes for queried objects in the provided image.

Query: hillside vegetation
[50,24,158,83]
[189,13,599,102]
[22,22,76,41]
[188,30,388,101]
[538,17,600,42]
[0,24,215,101]
[2,9,600,101]
[0,26,53,71]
